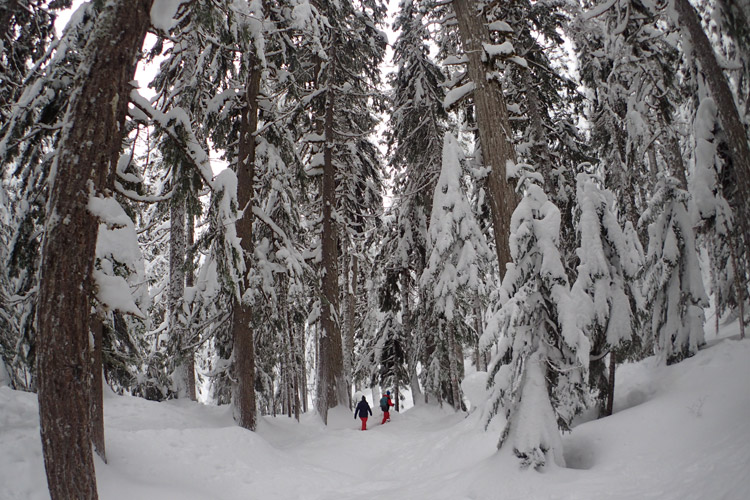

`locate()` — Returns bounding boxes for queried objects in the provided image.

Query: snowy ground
[2,323,749,500]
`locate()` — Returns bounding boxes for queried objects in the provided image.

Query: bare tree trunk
[90,314,106,463]
[36,2,152,498]
[316,38,348,424]
[674,0,750,270]
[452,0,519,275]
[232,59,262,431]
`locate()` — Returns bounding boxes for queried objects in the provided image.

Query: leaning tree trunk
[36,1,152,498]
[452,0,519,275]
[674,0,750,273]
[232,58,262,431]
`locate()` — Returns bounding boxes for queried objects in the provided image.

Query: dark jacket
[354,399,372,419]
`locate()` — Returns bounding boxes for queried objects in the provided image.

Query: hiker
[354,395,372,431]
[380,390,394,424]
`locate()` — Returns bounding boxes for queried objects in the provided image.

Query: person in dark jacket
[354,395,372,430]
[380,390,394,424]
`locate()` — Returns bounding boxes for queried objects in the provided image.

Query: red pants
[360,417,368,430]
[381,411,390,424]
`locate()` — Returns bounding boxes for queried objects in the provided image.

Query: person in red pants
[354,395,372,430]
[379,390,394,424]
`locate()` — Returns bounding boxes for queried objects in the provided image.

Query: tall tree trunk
[316,38,348,424]
[36,2,152,498]
[674,0,750,270]
[452,0,519,275]
[232,59,262,431]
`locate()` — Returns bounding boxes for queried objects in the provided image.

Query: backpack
[380,396,389,411]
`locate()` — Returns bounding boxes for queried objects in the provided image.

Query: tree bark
[232,58,262,431]
[674,0,750,270]
[452,0,519,276]
[36,1,152,498]
[316,39,348,424]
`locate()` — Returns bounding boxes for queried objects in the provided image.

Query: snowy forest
[1,0,749,498]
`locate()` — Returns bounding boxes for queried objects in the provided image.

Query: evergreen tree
[386,0,448,404]
[482,169,589,469]
[640,176,709,364]
[690,96,746,338]
[35,1,153,496]
[572,172,642,416]
[420,133,491,410]
[0,1,99,392]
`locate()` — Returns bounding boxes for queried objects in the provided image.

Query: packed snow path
[2,334,750,499]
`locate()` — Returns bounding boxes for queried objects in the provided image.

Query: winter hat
[386,391,390,395]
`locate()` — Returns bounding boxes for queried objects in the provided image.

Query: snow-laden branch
[129,89,216,189]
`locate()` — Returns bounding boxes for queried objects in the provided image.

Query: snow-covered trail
[2,333,750,500]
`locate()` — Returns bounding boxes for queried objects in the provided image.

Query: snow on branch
[129,89,216,189]
[443,82,475,110]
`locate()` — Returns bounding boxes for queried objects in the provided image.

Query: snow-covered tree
[482,169,589,469]
[640,177,709,364]
[690,96,746,338]
[420,133,491,410]
[572,172,642,416]
[35,0,153,495]
[385,0,447,404]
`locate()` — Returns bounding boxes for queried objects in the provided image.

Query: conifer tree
[641,177,709,364]
[0,1,98,392]
[572,172,642,416]
[420,133,491,410]
[690,96,746,339]
[35,1,153,496]
[386,0,447,404]
[672,0,750,276]
[482,169,589,469]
